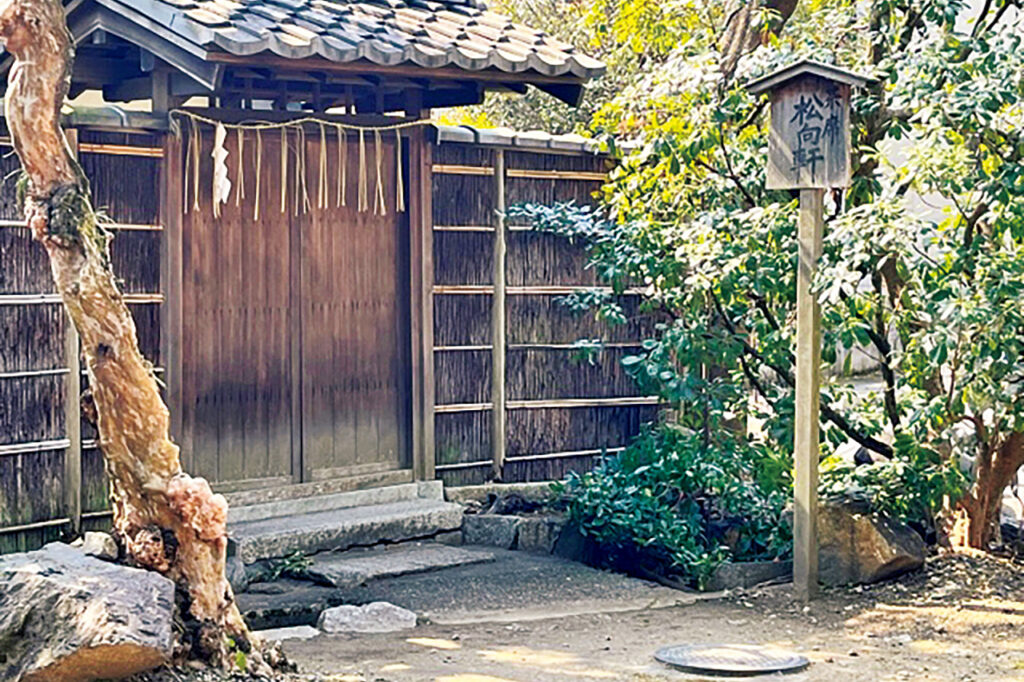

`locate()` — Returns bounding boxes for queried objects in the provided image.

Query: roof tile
[148,0,604,81]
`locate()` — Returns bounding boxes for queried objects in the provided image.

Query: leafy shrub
[555,423,792,589]
[819,433,969,535]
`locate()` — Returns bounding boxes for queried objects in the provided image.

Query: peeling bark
[949,432,1024,550]
[0,0,269,671]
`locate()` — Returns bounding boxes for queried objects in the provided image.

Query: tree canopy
[490,0,1024,570]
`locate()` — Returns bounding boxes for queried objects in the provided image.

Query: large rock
[462,514,521,549]
[80,531,118,561]
[818,500,926,585]
[317,601,417,633]
[0,543,175,681]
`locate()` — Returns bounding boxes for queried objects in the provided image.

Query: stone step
[227,480,444,524]
[231,498,464,564]
[306,543,495,588]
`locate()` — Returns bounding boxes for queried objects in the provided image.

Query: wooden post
[793,188,824,601]
[63,128,81,535]
[745,60,872,602]
[491,149,507,481]
[160,118,186,468]
[408,124,435,481]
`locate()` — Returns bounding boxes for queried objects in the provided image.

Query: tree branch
[710,292,894,458]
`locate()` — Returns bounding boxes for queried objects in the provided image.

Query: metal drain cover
[654,643,809,676]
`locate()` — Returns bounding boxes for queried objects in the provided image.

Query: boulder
[0,543,175,681]
[517,516,566,554]
[818,500,926,586]
[226,555,249,594]
[80,531,119,561]
[317,601,417,634]
[463,514,521,549]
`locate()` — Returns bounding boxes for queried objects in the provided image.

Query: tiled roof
[104,0,605,80]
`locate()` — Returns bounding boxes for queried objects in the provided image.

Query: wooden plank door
[182,129,294,491]
[296,130,411,482]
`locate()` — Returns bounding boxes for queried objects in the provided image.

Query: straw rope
[169,110,427,218]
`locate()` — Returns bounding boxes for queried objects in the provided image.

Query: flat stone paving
[231,498,463,563]
[306,544,496,588]
[239,547,691,630]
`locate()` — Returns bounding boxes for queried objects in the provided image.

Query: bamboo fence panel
[0,127,163,549]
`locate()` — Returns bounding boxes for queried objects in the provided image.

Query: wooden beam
[206,53,587,88]
[794,188,824,601]
[160,130,186,466]
[64,129,82,536]
[408,125,435,481]
[491,149,507,481]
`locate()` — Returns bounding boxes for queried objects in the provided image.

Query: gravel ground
[133,552,1024,681]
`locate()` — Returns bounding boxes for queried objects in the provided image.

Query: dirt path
[282,554,1024,681]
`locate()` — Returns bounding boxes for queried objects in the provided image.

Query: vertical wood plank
[160,128,186,468]
[289,130,305,483]
[491,149,507,481]
[794,187,824,601]
[408,126,434,480]
[64,128,81,535]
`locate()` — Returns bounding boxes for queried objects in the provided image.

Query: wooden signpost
[745,60,872,600]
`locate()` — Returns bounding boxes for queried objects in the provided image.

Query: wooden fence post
[64,128,82,535]
[491,149,507,480]
[409,125,435,481]
[793,187,824,600]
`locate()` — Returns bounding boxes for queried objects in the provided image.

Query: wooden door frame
[162,117,436,486]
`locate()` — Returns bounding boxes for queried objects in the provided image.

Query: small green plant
[267,550,312,581]
[819,432,969,532]
[555,422,792,589]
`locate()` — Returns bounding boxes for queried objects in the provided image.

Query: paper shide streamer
[171,110,425,221]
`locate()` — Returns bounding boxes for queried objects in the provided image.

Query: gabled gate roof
[48,0,604,109]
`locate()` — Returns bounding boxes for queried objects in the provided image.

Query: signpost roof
[745,59,874,96]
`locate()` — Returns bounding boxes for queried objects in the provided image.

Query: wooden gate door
[296,131,410,482]
[180,126,410,491]
[182,130,295,491]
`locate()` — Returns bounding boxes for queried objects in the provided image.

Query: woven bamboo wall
[431,143,654,486]
[0,127,164,552]
[0,126,655,550]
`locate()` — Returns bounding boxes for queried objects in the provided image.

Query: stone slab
[318,601,417,633]
[228,482,424,524]
[254,625,322,642]
[307,544,496,587]
[237,549,695,631]
[231,499,465,564]
[704,560,793,592]
[462,514,521,549]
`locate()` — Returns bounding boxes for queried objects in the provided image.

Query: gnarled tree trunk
[950,431,1024,550]
[0,0,268,671]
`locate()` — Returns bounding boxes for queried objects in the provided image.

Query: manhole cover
[654,644,809,676]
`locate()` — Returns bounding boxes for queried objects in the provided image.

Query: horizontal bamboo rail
[0,517,70,535]
[0,368,69,379]
[0,137,162,158]
[434,446,628,471]
[0,293,164,305]
[435,402,492,414]
[0,439,71,456]
[434,396,658,413]
[0,219,162,231]
[507,342,642,350]
[433,164,607,182]
[434,225,494,232]
[433,285,644,296]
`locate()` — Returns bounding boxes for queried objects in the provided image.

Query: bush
[555,422,792,589]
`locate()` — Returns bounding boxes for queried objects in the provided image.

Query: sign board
[766,76,851,190]
[745,60,872,191]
